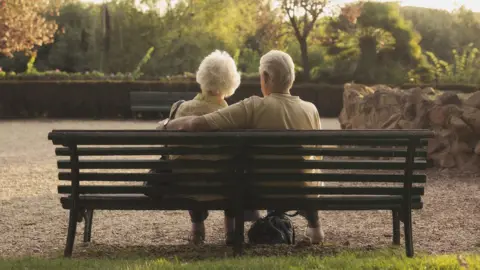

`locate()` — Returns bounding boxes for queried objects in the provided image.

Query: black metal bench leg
[233,214,245,256]
[392,210,401,245]
[83,209,94,243]
[64,208,79,257]
[404,209,414,257]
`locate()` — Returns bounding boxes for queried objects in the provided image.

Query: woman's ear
[262,71,270,85]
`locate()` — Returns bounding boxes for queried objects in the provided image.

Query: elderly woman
[158,50,325,244]
[164,50,260,245]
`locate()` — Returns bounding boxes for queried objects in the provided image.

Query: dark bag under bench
[48,129,433,257]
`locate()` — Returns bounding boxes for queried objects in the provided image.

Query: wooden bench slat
[59,172,232,182]
[58,185,232,195]
[55,146,236,156]
[129,92,197,113]
[55,146,427,158]
[60,196,423,211]
[130,98,189,104]
[58,172,427,183]
[249,173,427,183]
[49,129,435,139]
[130,92,196,99]
[245,203,424,211]
[57,159,235,170]
[248,195,423,204]
[48,130,433,146]
[57,159,428,170]
[247,186,424,196]
[131,106,171,111]
[51,137,427,146]
[58,185,424,196]
[130,93,196,101]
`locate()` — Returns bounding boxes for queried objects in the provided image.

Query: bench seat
[60,195,423,211]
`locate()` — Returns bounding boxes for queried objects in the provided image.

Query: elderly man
[159,50,324,244]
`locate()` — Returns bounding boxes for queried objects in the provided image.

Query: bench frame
[48,129,433,258]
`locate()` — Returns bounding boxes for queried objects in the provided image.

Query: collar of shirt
[194,93,228,107]
[269,92,300,99]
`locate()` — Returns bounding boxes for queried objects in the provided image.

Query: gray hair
[196,50,241,97]
[259,50,295,93]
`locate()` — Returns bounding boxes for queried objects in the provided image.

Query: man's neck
[270,91,290,95]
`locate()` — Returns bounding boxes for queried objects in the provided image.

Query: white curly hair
[259,50,295,93]
[196,50,241,98]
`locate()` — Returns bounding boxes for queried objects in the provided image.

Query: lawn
[2,249,479,270]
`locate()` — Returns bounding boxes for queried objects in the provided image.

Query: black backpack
[247,211,298,245]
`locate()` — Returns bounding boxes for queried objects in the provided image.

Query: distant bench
[129,91,197,118]
[48,129,433,257]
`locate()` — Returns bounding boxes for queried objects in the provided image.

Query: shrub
[421,44,480,85]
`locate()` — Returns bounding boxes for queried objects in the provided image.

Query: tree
[0,0,59,57]
[253,0,288,53]
[400,6,456,62]
[322,1,427,84]
[281,0,329,81]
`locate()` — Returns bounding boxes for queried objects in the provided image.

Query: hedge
[0,81,478,119]
[0,81,343,118]
[0,70,261,82]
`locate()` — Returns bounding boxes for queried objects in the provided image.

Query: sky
[80,0,480,12]
[337,0,480,12]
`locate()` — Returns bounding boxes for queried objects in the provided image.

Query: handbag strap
[169,100,185,119]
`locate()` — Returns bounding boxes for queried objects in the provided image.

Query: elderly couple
[157,50,324,245]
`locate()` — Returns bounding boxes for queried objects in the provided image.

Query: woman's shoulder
[175,99,224,117]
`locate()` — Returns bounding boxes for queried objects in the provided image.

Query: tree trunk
[354,36,377,83]
[299,38,310,81]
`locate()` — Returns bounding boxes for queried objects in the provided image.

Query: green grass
[2,249,479,270]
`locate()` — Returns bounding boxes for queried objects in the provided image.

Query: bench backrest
[49,130,433,209]
[129,91,197,108]
[49,130,433,207]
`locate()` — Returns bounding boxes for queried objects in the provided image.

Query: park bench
[129,91,197,118]
[48,129,433,258]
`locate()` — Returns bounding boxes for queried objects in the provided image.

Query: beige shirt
[202,93,323,196]
[170,94,227,162]
[169,93,228,201]
[203,93,321,130]
[175,95,227,118]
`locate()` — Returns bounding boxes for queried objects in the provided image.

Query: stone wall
[339,83,480,171]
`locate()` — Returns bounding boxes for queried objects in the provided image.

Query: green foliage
[236,48,260,73]
[354,2,425,83]
[401,6,480,64]
[25,53,38,74]
[320,2,426,84]
[423,44,480,84]
[1,0,480,85]
[0,0,258,77]
[0,250,479,270]
[0,70,131,81]
[0,70,267,82]
[132,47,154,80]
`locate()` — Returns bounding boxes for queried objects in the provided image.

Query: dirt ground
[0,119,479,259]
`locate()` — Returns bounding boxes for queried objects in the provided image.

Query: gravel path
[0,119,479,259]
